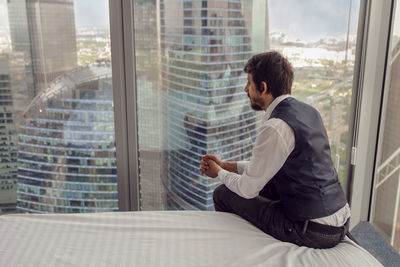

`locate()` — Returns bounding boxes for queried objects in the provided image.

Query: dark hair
[243,51,294,98]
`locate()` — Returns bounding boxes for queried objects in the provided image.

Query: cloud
[268,0,360,41]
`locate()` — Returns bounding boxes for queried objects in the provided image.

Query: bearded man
[200,51,350,249]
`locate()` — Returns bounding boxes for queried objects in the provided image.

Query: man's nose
[244,86,248,93]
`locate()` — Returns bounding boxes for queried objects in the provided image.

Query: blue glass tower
[160,0,269,210]
[17,66,117,213]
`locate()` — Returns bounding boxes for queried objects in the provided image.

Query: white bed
[0,211,381,267]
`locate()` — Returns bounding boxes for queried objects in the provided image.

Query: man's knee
[213,184,230,212]
[213,184,229,200]
[213,184,229,203]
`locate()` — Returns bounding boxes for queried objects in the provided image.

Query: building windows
[133,0,360,210]
[0,0,116,214]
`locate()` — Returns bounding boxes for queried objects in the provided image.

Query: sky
[0,0,109,28]
[268,0,360,41]
[0,0,360,41]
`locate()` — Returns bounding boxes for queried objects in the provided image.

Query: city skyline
[0,0,360,41]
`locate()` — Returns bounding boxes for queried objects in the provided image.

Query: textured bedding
[0,211,381,266]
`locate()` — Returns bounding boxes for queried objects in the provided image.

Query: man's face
[245,74,264,111]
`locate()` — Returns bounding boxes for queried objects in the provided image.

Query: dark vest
[269,97,347,221]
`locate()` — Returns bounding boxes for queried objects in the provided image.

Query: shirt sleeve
[236,161,249,175]
[217,119,295,199]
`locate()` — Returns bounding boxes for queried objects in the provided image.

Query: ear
[260,81,268,95]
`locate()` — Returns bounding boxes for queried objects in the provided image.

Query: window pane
[268,0,360,193]
[371,0,400,252]
[0,0,117,214]
[135,0,360,210]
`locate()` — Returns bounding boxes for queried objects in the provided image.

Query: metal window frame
[109,0,140,211]
[369,0,398,232]
[349,0,394,229]
[108,0,394,219]
[342,0,368,202]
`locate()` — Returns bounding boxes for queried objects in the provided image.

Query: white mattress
[0,211,381,267]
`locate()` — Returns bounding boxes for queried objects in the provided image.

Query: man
[200,51,350,249]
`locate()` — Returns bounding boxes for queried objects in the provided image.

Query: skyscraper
[0,53,18,214]
[3,0,81,215]
[134,0,167,210]
[7,0,77,95]
[17,66,117,213]
[160,0,269,210]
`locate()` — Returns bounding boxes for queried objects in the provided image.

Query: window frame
[349,0,394,229]
[109,0,140,211]
[368,0,400,242]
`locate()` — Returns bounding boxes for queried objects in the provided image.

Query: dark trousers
[213,180,346,249]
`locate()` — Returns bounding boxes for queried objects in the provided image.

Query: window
[0,0,117,215]
[370,0,400,252]
[268,0,360,195]
[134,0,361,210]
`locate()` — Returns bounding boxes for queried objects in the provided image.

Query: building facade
[17,66,117,213]
[160,0,269,210]
[7,0,77,95]
[0,54,18,214]
[134,0,167,210]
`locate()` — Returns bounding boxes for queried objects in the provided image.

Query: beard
[251,102,263,111]
[248,93,263,111]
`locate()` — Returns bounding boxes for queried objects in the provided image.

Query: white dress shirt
[217,95,351,226]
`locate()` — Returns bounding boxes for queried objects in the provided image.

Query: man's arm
[201,154,250,175]
[200,119,295,199]
[220,161,238,173]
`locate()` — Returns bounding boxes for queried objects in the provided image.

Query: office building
[0,53,18,214]
[160,0,269,210]
[7,0,77,95]
[17,66,117,213]
[134,0,167,210]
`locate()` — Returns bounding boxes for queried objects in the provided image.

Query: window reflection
[136,0,359,210]
[0,0,116,215]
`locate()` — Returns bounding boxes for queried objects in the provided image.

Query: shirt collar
[264,94,292,120]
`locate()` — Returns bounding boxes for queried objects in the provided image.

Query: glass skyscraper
[17,66,117,213]
[7,0,77,96]
[160,0,269,210]
[0,53,18,214]
[2,0,118,214]
[134,0,168,211]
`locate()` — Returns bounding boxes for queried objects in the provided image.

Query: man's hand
[200,157,222,178]
[201,154,239,174]
[202,154,225,168]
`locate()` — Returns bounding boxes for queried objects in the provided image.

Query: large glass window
[268,0,360,192]
[0,0,117,214]
[371,0,400,252]
[135,0,361,210]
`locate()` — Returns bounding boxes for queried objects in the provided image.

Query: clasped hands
[200,154,223,178]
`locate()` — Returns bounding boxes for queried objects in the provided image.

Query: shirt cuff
[236,161,249,175]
